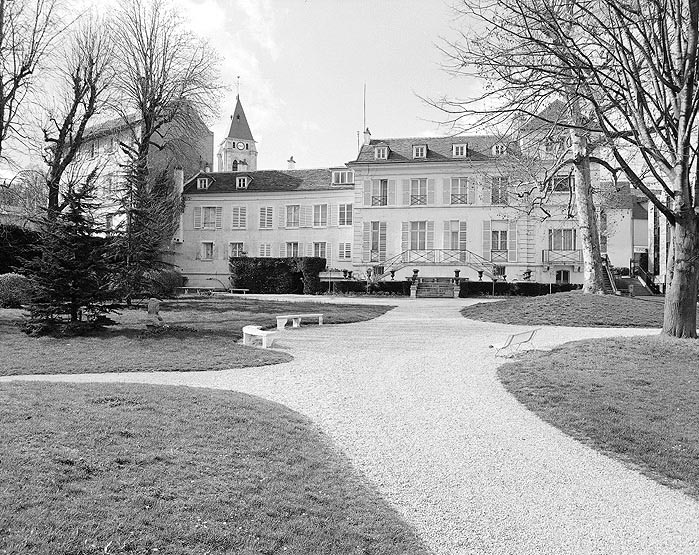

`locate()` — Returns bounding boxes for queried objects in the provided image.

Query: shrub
[146,267,185,298]
[459,280,582,297]
[0,273,33,307]
[229,257,327,294]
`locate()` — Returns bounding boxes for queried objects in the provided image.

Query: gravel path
[5,297,699,554]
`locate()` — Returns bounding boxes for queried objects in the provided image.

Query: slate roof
[183,168,352,194]
[349,135,512,164]
[226,96,254,141]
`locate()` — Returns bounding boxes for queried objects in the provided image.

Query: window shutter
[482,220,491,260]
[459,220,468,250]
[379,222,387,261]
[401,221,409,252]
[305,242,312,256]
[427,179,435,205]
[330,204,338,227]
[363,181,371,207]
[279,207,286,228]
[240,206,247,229]
[280,243,287,257]
[548,229,553,250]
[388,180,396,205]
[468,180,476,205]
[573,229,577,250]
[508,220,517,262]
[443,221,451,249]
[402,180,410,205]
[426,221,434,250]
[213,242,219,259]
[215,206,223,229]
[325,242,332,262]
[362,222,370,262]
[479,178,490,204]
[443,179,451,205]
[301,206,312,227]
[193,206,201,229]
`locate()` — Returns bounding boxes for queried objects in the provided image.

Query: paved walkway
[6,297,699,554]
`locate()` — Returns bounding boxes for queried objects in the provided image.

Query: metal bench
[242,325,278,348]
[229,288,250,294]
[276,313,324,330]
[494,328,540,357]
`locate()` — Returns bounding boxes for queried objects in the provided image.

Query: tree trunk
[663,215,699,338]
[571,131,606,294]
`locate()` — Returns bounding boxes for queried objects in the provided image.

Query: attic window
[453,144,469,157]
[493,143,507,156]
[413,145,427,159]
[236,176,249,189]
[197,178,209,190]
[374,146,388,160]
[332,170,354,185]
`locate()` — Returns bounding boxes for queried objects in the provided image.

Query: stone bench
[276,313,324,330]
[242,325,278,348]
[229,288,250,294]
[494,328,540,357]
[175,286,215,296]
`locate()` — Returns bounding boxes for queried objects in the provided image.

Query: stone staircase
[416,279,456,298]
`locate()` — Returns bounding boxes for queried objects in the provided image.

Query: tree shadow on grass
[1,382,435,555]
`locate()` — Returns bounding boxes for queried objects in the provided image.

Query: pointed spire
[226,96,254,141]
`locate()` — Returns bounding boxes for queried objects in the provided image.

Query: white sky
[172,0,482,170]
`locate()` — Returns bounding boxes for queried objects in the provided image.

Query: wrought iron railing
[541,249,583,264]
[450,193,469,205]
[369,249,382,262]
[410,195,427,205]
[371,196,387,206]
[491,250,509,262]
[370,249,496,281]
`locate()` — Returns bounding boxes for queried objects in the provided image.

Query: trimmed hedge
[229,257,327,294]
[146,267,185,298]
[459,280,582,297]
[0,273,33,307]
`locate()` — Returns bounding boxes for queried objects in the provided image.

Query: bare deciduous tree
[0,0,62,165]
[442,0,699,337]
[40,19,114,218]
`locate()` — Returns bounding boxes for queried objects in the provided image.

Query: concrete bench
[276,313,324,330]
[242,325,278,348]
[229,288,250,294]
[175,286,215,296]
[494,328,540,357]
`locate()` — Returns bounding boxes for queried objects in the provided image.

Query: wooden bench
[242,325,278,348]
[494,328,540,357]
[175,286,215,296]
[229,288,250,294]
[276,313,324,330]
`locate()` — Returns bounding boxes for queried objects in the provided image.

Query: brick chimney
[287,156,296,170]
[173,166,184,195]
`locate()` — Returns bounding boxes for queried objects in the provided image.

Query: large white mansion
[172,98,649,289]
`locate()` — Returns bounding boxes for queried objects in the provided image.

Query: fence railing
[541,249,583,264]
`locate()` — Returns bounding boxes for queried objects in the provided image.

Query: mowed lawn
[0,382,430,555]
[499,336,699,498]
[0,298,393,376]
[461,291,664,327]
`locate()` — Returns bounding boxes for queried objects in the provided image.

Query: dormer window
[197,177,209,190]
[453,144,469,157]
[413,145,427,159]
[236,176,249,189]
[332,170,354,185]
[374,146,388,160]
[493,143,507,156]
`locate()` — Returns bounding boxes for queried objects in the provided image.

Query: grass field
[499,335,699,498]
[0,382,430,555]
[0,298,393,376]
[461,291,664,327]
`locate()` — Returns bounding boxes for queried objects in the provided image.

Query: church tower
[217,96,258,172]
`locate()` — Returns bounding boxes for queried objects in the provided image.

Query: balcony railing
[371,196,388,206]
[491,249,509,262]
[542,249,583,264]
[450,193,470,205]
[370,249,382,262]
[410,195,427,205]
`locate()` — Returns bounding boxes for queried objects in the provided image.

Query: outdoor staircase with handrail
[371,249,496,281]
[601,255,618,294]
